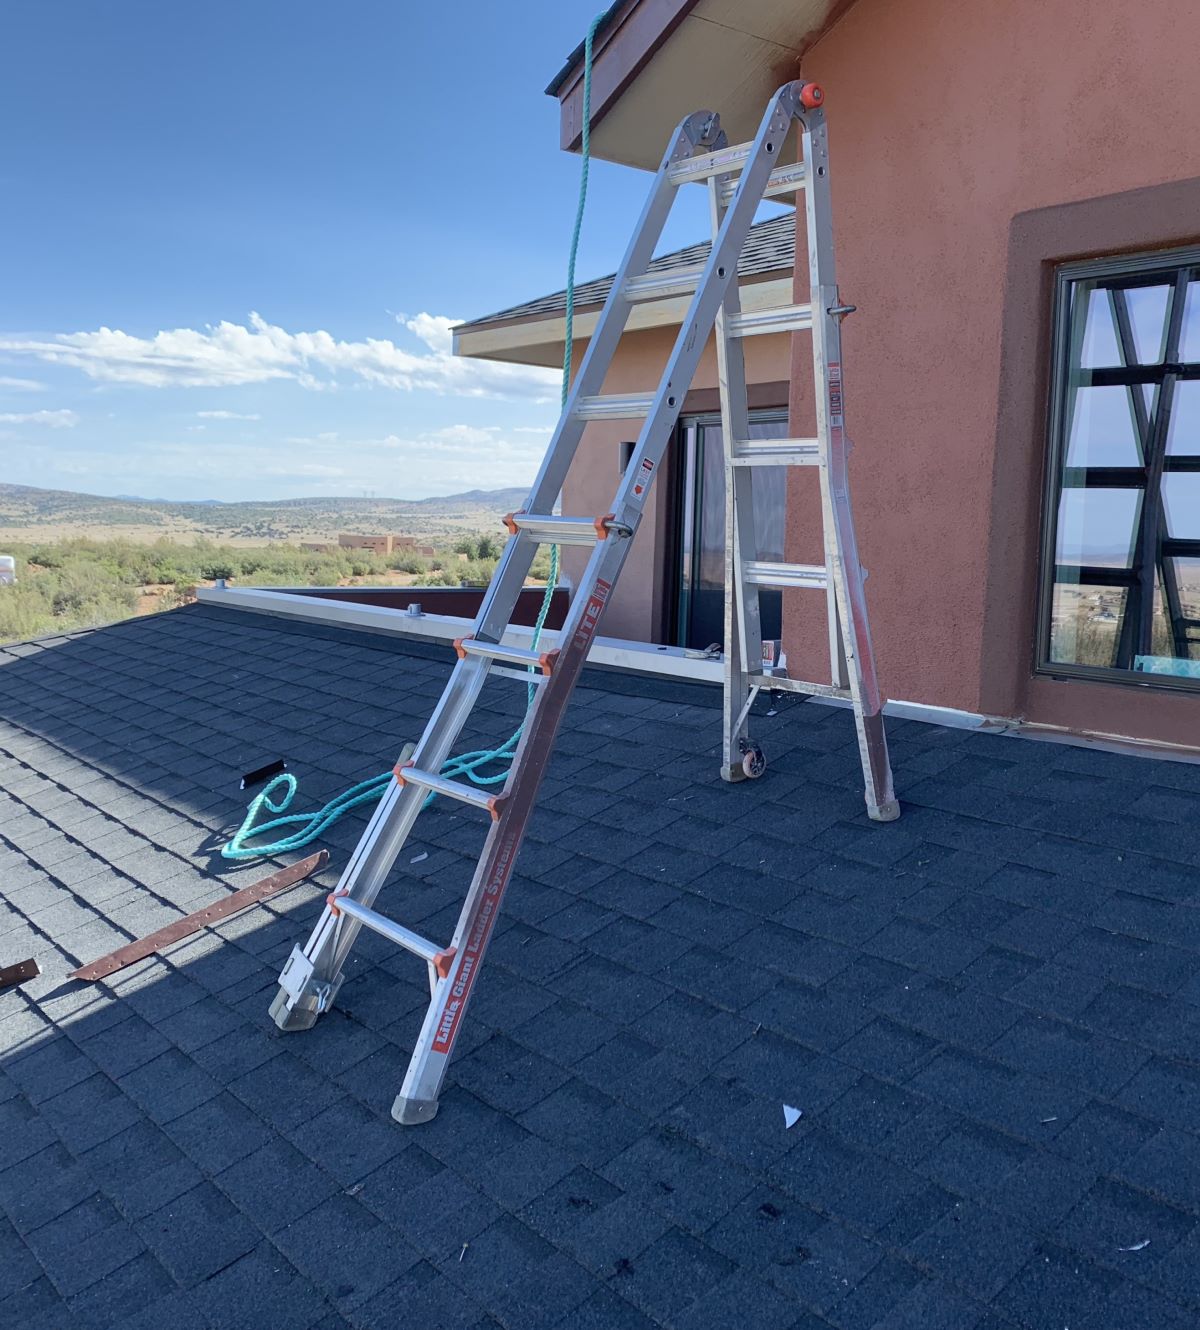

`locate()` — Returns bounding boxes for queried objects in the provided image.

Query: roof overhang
[453,273,792,366]
[548,0,856,171]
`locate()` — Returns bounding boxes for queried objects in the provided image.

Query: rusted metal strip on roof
[0,958,41,991]
[68,850,329,982]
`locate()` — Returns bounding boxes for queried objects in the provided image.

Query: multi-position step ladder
[706,94,898,823]
[269,80,897,1125]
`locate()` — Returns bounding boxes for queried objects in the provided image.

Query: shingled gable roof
[456,211,795,330]
[5,601,1200,1327]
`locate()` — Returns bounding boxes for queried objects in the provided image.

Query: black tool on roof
[240,758,287,791]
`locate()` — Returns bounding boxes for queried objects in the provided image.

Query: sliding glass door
[675,411,788,651]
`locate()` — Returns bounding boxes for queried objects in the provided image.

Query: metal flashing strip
[69,851,329,982]
[197,586,1200,763]
[196,584,724,683]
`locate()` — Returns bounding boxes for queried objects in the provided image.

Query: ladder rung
[667,142,810,194]
[575,393,656,421]
[327,895,455,975]
[504,513,612,546]
[747,673,851,701]
[490,664,550,685]
[717,160,807,207]
[667,140,756,185]
[732,438,821,467]
[624,265,705,303]
[455,637,558,676]
[395,764,504,818]
[729,304,813,337]
[743,560,828,590]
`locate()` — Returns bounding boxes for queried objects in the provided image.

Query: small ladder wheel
[741,744,766,779]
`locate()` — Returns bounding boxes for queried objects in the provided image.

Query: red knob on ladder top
[799,82,824,109]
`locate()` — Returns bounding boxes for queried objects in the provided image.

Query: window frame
[1036,246,1200,692]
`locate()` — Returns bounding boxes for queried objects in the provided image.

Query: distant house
[338,533,392,556]
[335,534,426,557]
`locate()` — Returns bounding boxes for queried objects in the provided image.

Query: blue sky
[0,1,715,502]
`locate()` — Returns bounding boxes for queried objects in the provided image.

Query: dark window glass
[1041,255,1200,684]
[675,412,786,650]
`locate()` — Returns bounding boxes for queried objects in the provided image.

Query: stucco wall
[562,322,790,642]
[785,0,1200,744]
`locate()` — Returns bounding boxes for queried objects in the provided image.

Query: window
[1039,251,1200,686]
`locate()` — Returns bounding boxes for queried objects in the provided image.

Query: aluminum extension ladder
[269,80,896,1125]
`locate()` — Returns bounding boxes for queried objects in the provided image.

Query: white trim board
[454,276,793,367]
[195,584,722,684]
[196,584,1200,763]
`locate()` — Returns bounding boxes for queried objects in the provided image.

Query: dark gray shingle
[3,602,1200,1328]
[457,212,795,329]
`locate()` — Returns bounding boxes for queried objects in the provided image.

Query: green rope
[222,12,606,861]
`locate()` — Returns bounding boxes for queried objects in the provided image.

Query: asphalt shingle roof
[3,601,1200,1328]
[458,212,795,329]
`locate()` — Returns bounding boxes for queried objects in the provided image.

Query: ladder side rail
[608,86,803,526]
[467,114,727,650]
[394,525,638,1121]
[393,87,806,1118]
[312,652,499,980]
[707,171,763,781]
[800,119,848,690]
[802,107,899,820]
[270,653,497,1029]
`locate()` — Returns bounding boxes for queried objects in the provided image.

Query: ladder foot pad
[392,1094,439,1126]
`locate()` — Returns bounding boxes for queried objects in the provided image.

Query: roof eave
[548,0,857,170]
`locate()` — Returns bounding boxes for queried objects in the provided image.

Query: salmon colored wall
[562,323,791,642]
[785,0,1200,742]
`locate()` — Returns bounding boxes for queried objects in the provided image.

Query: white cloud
[0,409,78,428]
[197,409,261,420]
[0,375,46,391]
[431,424,496,445]
[402,312,455,355]
[0,312,560,401]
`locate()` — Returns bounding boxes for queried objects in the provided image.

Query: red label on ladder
[828,362,844,428]
[633,457,654,497]
[572,578,612,653]
[431,828,520,1054]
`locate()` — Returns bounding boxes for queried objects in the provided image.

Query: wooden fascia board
[556,0,700,152]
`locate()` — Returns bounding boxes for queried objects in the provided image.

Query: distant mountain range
[0,482,531,543]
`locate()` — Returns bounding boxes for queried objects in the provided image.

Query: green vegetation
[0,482,531,543]
[0,536,556,645]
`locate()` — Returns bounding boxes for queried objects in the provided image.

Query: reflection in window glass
[1065,386,1143,467]
[1125,284,1171,364]
[1162,473,1200,538]
[1167,380,1200,455]
[1049,582,1126,668]
[1181,281,1200,362]
[1079,287,1122,368]
[1163,558,1200,661]
[1055,488,1141,568]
